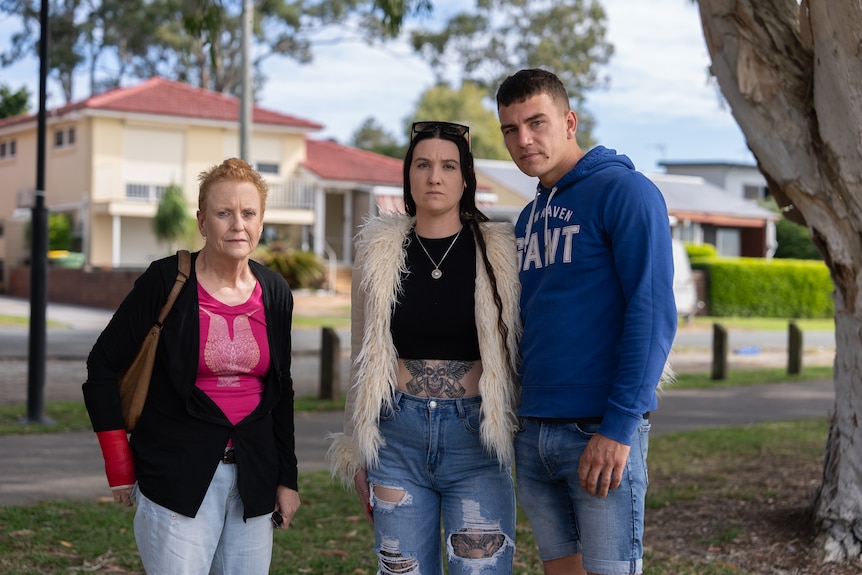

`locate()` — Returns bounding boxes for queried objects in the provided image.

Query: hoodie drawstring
[524,185,559,268]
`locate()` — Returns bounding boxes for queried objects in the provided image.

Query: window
[256,162,279,175]
[743,184,767,200]
[0,139,16,159]
[54,127,76,148]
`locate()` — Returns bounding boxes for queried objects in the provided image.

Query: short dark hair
[496,68,570,112]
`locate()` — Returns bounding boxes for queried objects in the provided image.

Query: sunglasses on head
[410,121,471,150]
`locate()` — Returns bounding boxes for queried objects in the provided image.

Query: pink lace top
[196,282,270,427]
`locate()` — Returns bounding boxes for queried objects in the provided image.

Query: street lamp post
[24,0,52,425]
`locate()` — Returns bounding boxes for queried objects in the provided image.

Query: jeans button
[429,400,437,408]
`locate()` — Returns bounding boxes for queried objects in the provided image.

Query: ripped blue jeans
[365,391,516,575]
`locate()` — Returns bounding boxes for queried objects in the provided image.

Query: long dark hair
[402,127,513,372]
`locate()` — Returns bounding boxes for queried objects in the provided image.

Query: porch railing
[124,176,318,210]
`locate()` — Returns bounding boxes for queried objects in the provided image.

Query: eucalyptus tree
[694,0,862,561]
[406,81,511,160]
[409,0,613,126]
[0,0,431,100]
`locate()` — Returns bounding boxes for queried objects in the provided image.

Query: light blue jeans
[366,392,516,575]
[515,418,651,575]
[132,461,273,575]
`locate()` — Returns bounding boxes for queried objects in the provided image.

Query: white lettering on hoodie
[518,224,581,270]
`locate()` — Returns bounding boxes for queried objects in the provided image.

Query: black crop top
[391,226,481,360]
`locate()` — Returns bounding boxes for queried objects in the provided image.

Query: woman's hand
[353,469,373,524]
[272,485,301,529]
[112,486,134,507]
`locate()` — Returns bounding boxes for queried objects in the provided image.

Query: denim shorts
[365,391,516,575]
[514,417,650,575]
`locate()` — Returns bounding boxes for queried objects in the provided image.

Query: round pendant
[431,268,443,280]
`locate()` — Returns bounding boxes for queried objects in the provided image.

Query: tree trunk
[697,0,862,562]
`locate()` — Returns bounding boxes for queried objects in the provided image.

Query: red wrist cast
[96,429,136,488]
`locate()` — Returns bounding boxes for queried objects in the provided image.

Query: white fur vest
[326,214,522,485]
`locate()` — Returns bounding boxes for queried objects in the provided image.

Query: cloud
[260,38,434,143]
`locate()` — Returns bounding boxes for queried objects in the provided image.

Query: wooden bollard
[319,327,341,401]
[712,323,728,380]
[788,320,803,375]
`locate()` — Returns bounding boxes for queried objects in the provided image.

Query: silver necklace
[414,228,462,279]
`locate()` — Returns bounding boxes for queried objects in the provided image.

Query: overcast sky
[0,0,754,173]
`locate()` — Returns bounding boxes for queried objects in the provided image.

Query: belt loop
[455,398,466,419]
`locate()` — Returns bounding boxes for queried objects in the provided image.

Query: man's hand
[578,434,631,498]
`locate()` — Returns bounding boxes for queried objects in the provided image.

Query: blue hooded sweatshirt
[515,146,677,445]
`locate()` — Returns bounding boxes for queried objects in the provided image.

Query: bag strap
[155,250,191,327]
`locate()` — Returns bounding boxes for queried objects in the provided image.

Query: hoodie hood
[539,145,636,195]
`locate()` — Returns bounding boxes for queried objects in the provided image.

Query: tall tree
[0,0,432,101]
[409,0,612,125]
[0,83,30,117]
[406,81,511,160]
[350,116,405,158]
[1,0,86,102]
[696,0,862,562]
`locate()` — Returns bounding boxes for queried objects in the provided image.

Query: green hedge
[692,257,833,318]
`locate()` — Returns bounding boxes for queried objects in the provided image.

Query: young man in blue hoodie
[496,68,677,575]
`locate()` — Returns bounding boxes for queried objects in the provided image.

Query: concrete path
[0,294,838,506]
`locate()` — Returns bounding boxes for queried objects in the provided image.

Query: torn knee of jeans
[371,483,412,511]
[449,528,511,559]
[447,499,514,563]
[379,536,421,575]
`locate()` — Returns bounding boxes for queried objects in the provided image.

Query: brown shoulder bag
[118,250,191,431]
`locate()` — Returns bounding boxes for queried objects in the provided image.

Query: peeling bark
[697,0,862,562]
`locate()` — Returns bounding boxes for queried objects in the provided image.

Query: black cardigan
[83,252,296,519]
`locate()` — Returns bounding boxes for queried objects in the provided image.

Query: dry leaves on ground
[645,452,862,574]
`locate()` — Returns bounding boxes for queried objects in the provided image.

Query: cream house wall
[281,135,305,172]
[187,126,227,206]
[0,126,35,268]
[0,126,37,215]
[89,212,114,268]
[90,116,125,202]
[475,174,528,210]
[0,117,90,269]
[124,124,185,187]
[45,118,89,207]
[88,119,313,267]
[3,106,318,272]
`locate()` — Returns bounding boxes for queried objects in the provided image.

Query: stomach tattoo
[402,359,475,398]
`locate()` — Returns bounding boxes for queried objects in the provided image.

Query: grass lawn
[0,419,830,575]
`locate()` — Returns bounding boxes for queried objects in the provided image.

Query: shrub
[254,243,326,290]
[686,242,718,260]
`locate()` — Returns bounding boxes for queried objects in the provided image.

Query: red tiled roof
[0,77,323,130]
[303,138,403,186]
